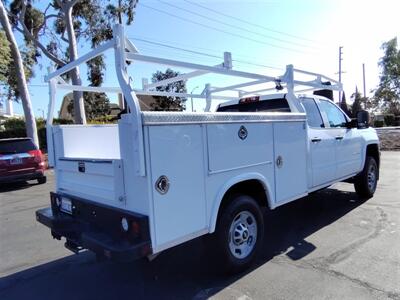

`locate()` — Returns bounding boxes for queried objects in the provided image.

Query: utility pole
[362,63,366,98]
[338,46,343,102]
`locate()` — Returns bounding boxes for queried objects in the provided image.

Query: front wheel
[214,195,264,274]
[354,156,378,198]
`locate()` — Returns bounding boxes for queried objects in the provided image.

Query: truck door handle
[311,137,321,143]
[335,136,344,140]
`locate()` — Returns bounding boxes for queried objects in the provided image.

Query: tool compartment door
[273,122,308,204]
[148,125,206,249]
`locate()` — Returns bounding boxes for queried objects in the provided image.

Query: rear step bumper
[36,193,152,262]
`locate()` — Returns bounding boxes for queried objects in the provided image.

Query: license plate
[60,198,72,214]
[10,157,23,165]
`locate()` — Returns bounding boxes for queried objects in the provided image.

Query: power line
[155,0,317,50]
[130,36,283,71]
[138,3,315,54]
[183,0,318,44]
[131,34,282,64]
[132,37,221,60]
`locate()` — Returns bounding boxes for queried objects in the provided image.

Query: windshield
[0,139,37,154]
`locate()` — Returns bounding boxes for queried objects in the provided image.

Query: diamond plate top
[142,112,306,125]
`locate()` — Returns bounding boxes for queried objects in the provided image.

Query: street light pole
[190,86,199,112]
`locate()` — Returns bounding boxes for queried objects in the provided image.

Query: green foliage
[373,120,384,128]
[151,68,186,111]
[374,38,400,115]
[0,30,36,102]
[9,0,139,87]
[67,92,111,120]
[2,117,26,130]
[88,115,118,124]
[0,30,11,84]
[384,115,395,126]
[351,89,363,118]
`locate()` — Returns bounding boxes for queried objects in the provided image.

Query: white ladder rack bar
[126,53,277,82]
[55,84,235,101]
[293,68,338,84]
[45,40,114,81]
[145,69,213,90]
[211,79,269,94]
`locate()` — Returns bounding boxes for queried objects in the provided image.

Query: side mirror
[346,118,358,129]
[356,110,370,129]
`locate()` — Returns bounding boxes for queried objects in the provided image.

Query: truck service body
[36,25,380,272]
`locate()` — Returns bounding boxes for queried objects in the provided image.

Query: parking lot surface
[0,152,399,300]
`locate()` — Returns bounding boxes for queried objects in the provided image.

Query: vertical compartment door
[149,125,206,249]
[273,122,308,204]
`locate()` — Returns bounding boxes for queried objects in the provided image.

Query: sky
[8,0,400,116]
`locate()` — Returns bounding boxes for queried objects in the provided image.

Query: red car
[0,138,46,184]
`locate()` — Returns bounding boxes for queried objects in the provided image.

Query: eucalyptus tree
[9,0,138,123]
[0,1,39,146]
[374,38,400,115]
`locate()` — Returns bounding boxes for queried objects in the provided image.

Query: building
[0,98,14,119]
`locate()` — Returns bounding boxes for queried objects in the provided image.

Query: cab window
[217,98,290,112]
[301,98,324,128]
[318,100,347,128]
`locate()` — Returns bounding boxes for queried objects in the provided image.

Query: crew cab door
[317,99,363,179]
[301,97,337,188]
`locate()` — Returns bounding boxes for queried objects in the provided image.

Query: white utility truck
[36,25,380,273]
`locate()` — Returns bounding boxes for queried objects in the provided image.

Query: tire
[37,176,47,184]
[214,194,264,274]
[354,156,378,199]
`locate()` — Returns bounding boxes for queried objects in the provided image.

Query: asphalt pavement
[0,152,399,300]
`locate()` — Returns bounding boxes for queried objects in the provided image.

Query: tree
[351,87,363,117]
[151,68,187,111]
[373,37,400,115]
[67,92,111,120]
[0,1,39,147]
[339,91,351,116]
[0,30,10,85]
[0,30,36,102]
[8,0,139,123]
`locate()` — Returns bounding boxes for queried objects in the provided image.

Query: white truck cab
[36,25,380,273]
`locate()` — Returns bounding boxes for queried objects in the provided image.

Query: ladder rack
[45,24,342,176]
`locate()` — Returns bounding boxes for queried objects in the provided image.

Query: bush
[395,116,400,126]
[88,115,117,124]
[384,115,395,126]
[2,118,26,131]
[373,120,384,128]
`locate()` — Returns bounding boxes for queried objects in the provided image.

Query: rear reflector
[239,96,260,104]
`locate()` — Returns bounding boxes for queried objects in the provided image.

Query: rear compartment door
[56,158,126,208]
[148,125,206,250]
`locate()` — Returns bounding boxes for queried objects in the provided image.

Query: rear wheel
[37,176,47,184]
[214,194,264,274]
[354,156,378,198]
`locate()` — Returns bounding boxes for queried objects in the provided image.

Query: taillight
[28,150,43,162]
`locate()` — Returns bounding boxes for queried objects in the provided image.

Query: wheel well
[366,144,380,178]
[366,144,380,167]
[219,180,269,213]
